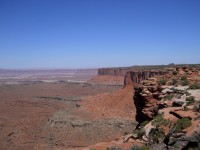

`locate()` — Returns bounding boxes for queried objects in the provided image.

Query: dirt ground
[0,81,136,150]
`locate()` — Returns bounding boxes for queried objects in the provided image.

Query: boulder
[162,88,173,94]
[172,99,185,107]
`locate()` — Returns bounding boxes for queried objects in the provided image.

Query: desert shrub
[181,76,187,80]
[140,145,149,150]
[107,146,122,150]
[172,79,178,85]
[164,94,174,100]
[173,71,178,75]
[124,131,128,135]
[148,115,172,144]
[130,146,141,150]
[189,84,200,89]
[151,115,171,127]
[159,79,167,85]
[140,120,149,127]
[182,79,189,86]
[149,127,165,143]
[173,118,192,133]
[186,96,195,105]
[133,128,146,139]
[181,76,189,86]
[137,128,146,139]
[193,105,200,112]
[183,105,189,111]
[129,145,149,150]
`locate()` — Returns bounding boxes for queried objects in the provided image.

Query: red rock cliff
[124,70,168,85]
[98,68,130,76]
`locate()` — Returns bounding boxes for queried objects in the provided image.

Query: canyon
[0,65,200,150]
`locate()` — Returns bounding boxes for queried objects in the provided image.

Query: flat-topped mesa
[124,70,169,85]
[98,68,129,76]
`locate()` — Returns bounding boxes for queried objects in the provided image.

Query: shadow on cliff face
[133,87,151,124]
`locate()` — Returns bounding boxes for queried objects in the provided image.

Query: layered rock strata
[124,70,168,85]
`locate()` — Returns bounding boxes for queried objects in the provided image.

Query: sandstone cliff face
[98,68,129,76]
[124,70,168,85]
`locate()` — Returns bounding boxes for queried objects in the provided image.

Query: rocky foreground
[120,66,200,150]
[88,65,200,150]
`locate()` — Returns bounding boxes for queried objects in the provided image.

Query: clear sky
[0,0,200,69]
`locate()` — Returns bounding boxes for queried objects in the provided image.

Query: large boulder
[172,99,186,107]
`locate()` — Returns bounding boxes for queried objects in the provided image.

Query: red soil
[82,85,136,120]
[88,75,124,85]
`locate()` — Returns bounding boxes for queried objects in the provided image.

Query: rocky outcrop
[131,76,200,149]
[133,78,163,123]
[124,70,168,86]
[98,65,200,87]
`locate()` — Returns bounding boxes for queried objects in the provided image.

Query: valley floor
[0,82,136,150]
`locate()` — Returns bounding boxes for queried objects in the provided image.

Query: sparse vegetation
[151,115,171,128]
[107,146,122,150]
[129,145,149,150]
[159,79,166,85]
[133,128,146,139]
[149,127,165,144]
[181,76,187,81]
[186,96,195,105]
[164,94,174,100]
[189,84,200,89]
[193,104,200,112]
[172,79,178,85]
[124,131,128,135]
[140,120,149,127]
[183,105,189,111]
[173,118,192,133]
[181,76,189,86]
[148,115,171,144]
[172,71,178,75]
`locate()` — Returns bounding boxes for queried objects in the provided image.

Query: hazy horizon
[1,0,200,68]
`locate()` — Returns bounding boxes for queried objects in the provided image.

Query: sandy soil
[88,75,124,86]
[0,81,136,150]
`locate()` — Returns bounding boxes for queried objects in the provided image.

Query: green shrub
[164,94,174,100]
[140,145,149,150]
[149,127,165,143]
[181,76,187,80]
[130,146,141,150]
[151,115,171,127]
[183,105,189,111]
[173,118,192,133]
[193,105,200,112]
[137,128,146,139]
[172,79,178,85]
[189,84,200,89]
[130,145,149,150]
[133,128,146,139]
[107,146,122,150]
[186,96,195,105]
[148,115,171,143]
[159,79,166,85]
[181,76,189,86]
[124,131,128,135]
[182,79,189,86]
[173,71,178,75]
[140,120,149,127]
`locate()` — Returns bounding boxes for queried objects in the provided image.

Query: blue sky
[0,0,200,69]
